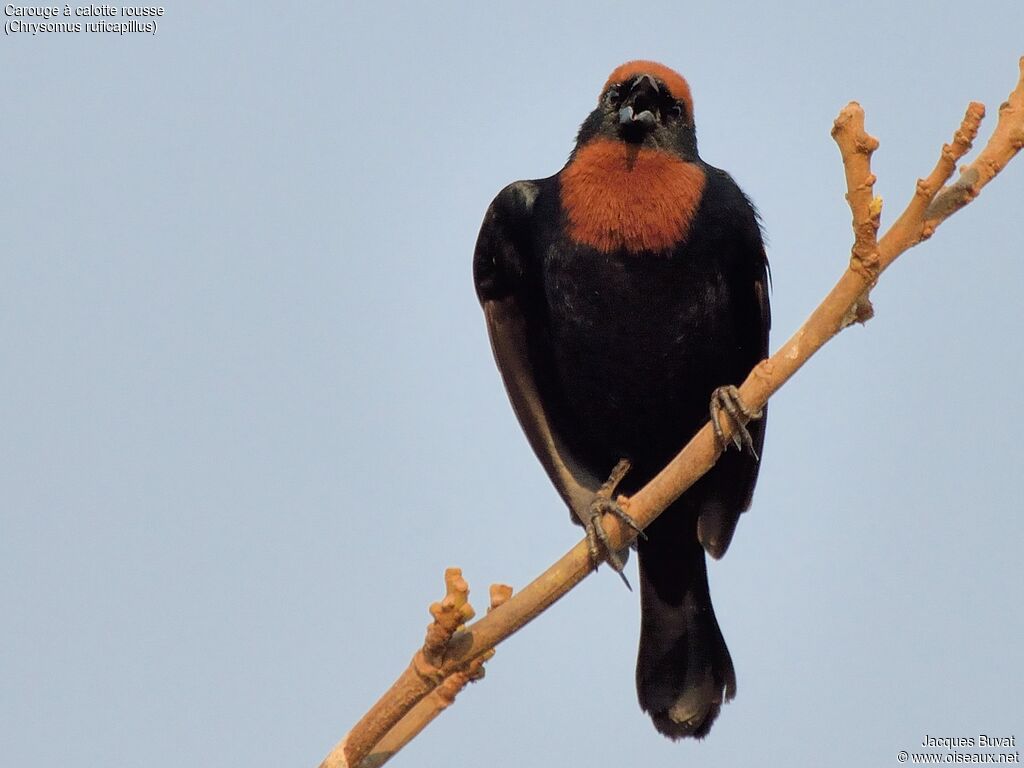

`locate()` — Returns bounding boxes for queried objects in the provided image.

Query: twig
[321,56,1024,768]
[320,573,510,768]
[831,101,881,326]
[357,585,513,768]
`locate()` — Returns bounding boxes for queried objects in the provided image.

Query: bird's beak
[619,105,657,127]
[618,74,661,129]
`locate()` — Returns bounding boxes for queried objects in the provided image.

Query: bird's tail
[635,528,736,739]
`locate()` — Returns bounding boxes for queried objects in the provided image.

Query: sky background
[2,2,1022,767]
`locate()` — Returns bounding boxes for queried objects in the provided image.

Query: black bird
[473,60,770,739]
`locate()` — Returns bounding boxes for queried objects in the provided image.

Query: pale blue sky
[2,2,1022,766]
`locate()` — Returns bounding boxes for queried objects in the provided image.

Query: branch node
[424,568,476,667]
[411,651,444,685]
[754,358,775,381]
[434,671,471,706]
[839,292,875,329]
[869,195,883,224]
[850,250,881,281]
[857,134,880,153]
[489,584,514,611]
[855,296,875,324]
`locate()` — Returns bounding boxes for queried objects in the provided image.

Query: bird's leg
[709,385,762,458]
[585,459,646,585]
[597,457,632,499]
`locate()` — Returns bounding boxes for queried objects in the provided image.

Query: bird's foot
[584,459,645,588]
[709,385,762,458]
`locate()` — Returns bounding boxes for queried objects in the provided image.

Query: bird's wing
[473,180,602,522]
[697,171,772,559]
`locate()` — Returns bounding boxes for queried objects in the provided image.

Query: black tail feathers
[635,538,736,739]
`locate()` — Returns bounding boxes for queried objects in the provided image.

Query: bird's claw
[709,385,762,459]
[585,501,628,573]
[585,459,645,588]
[591,495,646,541]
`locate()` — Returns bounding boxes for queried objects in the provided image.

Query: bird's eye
[604,88,620,107]
[669,103,686,121]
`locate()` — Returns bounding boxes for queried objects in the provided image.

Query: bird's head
[575,61,697,160]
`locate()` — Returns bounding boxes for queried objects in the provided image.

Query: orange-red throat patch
[560,139,706,254]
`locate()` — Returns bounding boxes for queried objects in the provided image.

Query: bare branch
[831,101,881,325]
[925,58,1024,227]
[355,585,512,768]
[320,573,510,768]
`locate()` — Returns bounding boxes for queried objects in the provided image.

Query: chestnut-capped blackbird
[473,61,770,739]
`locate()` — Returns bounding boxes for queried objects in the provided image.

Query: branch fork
[322,570,511,768]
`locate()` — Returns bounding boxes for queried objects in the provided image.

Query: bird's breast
[540,242,734,465]
[559,138,706,254]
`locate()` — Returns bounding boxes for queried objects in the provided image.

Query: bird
[472,61,770,740]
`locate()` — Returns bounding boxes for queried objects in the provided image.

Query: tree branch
[831,101,881,326]
[320,56,1024,768]
[352,581,513,768]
